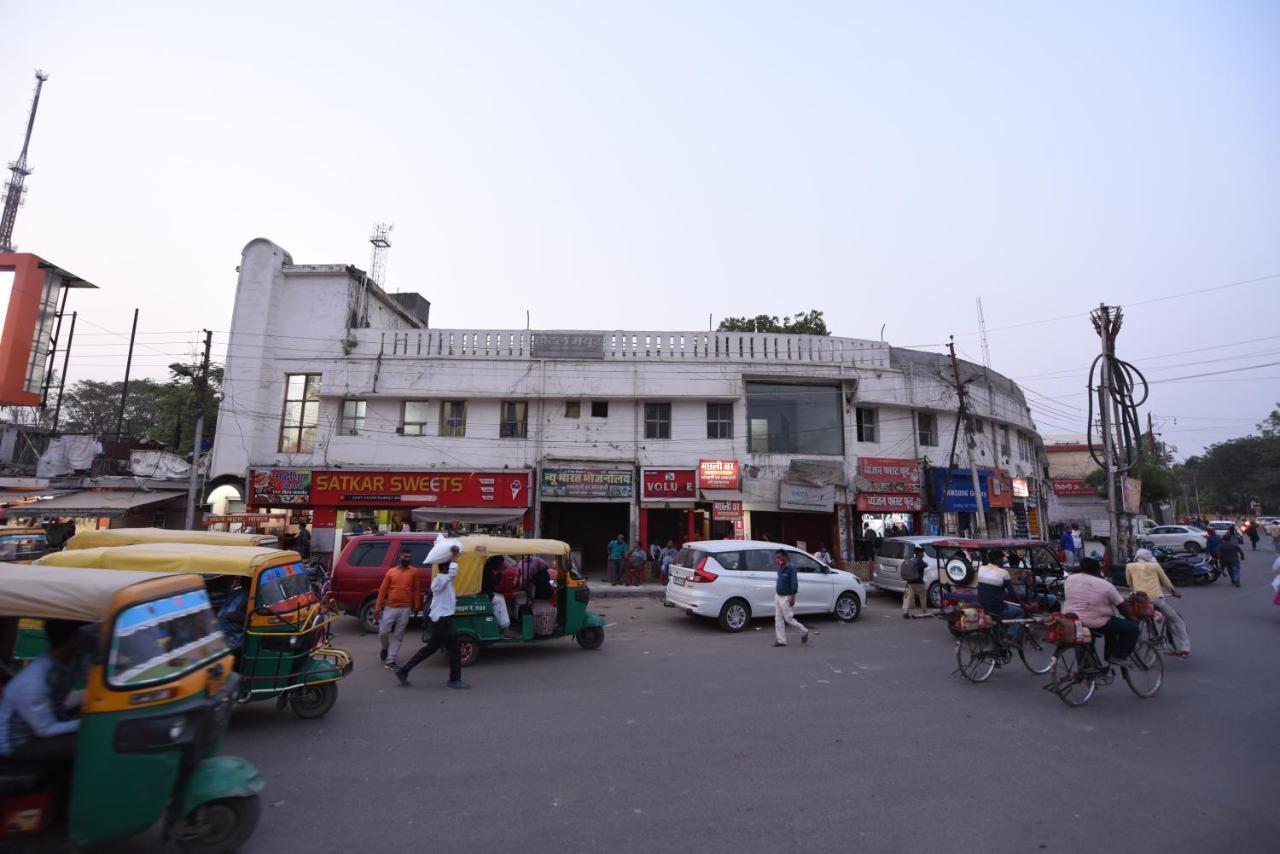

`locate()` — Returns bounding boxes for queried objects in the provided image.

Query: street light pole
[184,330,213,530]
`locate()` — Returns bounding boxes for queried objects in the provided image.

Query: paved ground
[114,551,1280,854]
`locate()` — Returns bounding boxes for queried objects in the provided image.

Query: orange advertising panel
[0,253,95,407]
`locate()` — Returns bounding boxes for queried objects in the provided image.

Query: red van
[332,532,439,633]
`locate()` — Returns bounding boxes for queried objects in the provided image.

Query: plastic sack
[424,537,463,566]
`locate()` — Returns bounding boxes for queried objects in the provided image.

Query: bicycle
[1044,614,1163,706]
[954,609,1055,683]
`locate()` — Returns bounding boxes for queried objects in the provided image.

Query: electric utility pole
[948,337,987,537]
[1091,305,1128,569]
[184,330,213,530]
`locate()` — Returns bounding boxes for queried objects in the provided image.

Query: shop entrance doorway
[541,502,630,578]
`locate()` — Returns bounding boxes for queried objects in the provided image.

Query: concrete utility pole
[183,330,213,530]
[948,337,987,537]
[1092,305,1125,567]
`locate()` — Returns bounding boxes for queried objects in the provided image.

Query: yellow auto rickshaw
[65,526,280,550]
[37,543,352,719]
[0,563,263,851]
[0,526,54,562]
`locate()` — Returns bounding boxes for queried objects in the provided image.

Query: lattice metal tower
[975,297,992,368]
[369,223,393,288]
[0,70,50,253]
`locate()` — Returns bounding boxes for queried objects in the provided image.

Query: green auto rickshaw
[426,536,608,666]
[0,562,262,852]
[37,542,353,719]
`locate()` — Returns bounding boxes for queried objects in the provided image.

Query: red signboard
[641,469,697,501]
[698,459,739,489]
[988,476,1014,509]
[1052,478,1100,496]
[252,469,531,507]
[712,500,744,520]
[856,493,924,512]
[858,457,921,485]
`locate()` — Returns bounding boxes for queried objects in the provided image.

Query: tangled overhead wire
[1087,306,1149,473]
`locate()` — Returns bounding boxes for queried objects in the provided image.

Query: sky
[2,1,1277,457]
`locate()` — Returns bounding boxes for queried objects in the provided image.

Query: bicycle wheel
[1017,621,1055,675]
[1122,641,1164,698]
[1138,617,1156,644]
[956,632,997,683]
[1050,645,1096,706]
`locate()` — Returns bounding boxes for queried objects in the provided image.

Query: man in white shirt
[395,545,470,689]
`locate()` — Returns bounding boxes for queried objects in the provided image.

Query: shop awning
[1,490,186,519]
[411,506,529,527]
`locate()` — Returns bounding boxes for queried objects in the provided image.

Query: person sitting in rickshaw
[481,556,519,639]
[976,551,1023,638]
[0,620,86,762]
[217,578,249,652]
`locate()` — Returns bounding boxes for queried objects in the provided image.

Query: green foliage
[58,363,223,453]
[718,310,830,335]
[1182,433,1280,515]
[1084,459,1179,505]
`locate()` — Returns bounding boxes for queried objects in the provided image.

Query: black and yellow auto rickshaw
[37,543,352,719]
[0,563,262,852]
[426,536,607,666]
[64,526,281,550]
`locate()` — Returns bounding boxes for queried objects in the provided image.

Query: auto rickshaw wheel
[576,626,605,649]
[175,795,261,854]
[289,682,338,719]
[458,636,480,667]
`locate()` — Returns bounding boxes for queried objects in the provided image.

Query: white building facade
[211,239,1051,568]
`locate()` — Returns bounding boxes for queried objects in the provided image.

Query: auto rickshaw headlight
[168,719,186,741]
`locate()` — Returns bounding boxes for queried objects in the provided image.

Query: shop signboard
[857,457,921,484]
[698,459,740,489]
[856,493,924,512]
[530,333,605,359]
[1052,478,1100,496]
[640,468,697,502]
[250,468,313,506]
[303,470,530,506]
[1122,476,1143,514]
[711,500,743,520]
[541,467,633,499]
[1012,477,1029,498]
[930,469,993,512]
[779,482,835,512]
[989,476,1014,509]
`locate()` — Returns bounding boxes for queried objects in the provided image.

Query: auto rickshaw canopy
[36,542,302,578]
[65,527,278,550]
[447,536,571,596]
[930,538,1052,551]
[0,562,200,622]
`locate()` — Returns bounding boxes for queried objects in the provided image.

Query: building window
[278,373,321,453]
[746,382,843,455]
[339,399,367,435]
[500,400,528,438]
[706,403,733,439]
[439,401,466,437]
[401,401,429,436]
[591,400,608,418]
[999,425,1011,458]
[645,402,671,440]
[917,412,938,447]
[1017,432,1032,460]
[855,407,878,443]
[565,401,581,418]
[972,418,984,434]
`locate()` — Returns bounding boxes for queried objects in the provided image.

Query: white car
[870,536,952,607]
[664,540,865,632]
[1143,525,1210,554]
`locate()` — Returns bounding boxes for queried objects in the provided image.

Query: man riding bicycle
[976,551,1023,638]
[1063,556,1140,668]
[1125,548,1190,657]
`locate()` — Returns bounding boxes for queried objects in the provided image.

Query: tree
[1258,402,1280,438]
[718,310,830,335]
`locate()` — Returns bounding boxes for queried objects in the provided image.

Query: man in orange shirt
[377,548,423,671]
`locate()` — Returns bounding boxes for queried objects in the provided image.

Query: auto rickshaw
[0,563,263,852]
[930,538,1065,635]
[36,543,352,719]
[65,526,280,550]
[0,526,54,563]
[426,536,608,666]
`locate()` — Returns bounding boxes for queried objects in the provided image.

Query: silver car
[871,536,951,607]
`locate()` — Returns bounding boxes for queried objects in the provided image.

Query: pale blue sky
[3,1,1277,455]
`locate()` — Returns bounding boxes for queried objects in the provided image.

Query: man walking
[900,545,929,619]
[772,550,809,647]
[294,523,312,559]
[396,545,469,689]
[1217,531,1245,588]
[377,548,422,670]
[607,534,627,586]
[1069,524,1084,566]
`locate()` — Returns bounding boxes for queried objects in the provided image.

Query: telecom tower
[0,70,50,253]
[369,223,393,288]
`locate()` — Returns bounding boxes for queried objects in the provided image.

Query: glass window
[1000,425,1011,458]
[565,401,581,418]
[742,549,777,572]
[973,418,984,434]
[500,400,528,438]
[440,401,467,437]
[591,401,608,418]
[791,552,823,573]
[745,383,843,455]
[255,562,314,608]
[348,541,390,567]
[706,403,733,439]
[713,551,744,571]
[644,402,671,440]
[0,532,48,561]
[340,399,367,435]
[856,407,877,443]
[108,590,227,687]
[278,373,321,453]
[674,547,706,568]
[405,541,436,566]
[402,401,429,436]
[918,412,938,447]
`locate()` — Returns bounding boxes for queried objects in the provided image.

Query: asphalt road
[114,551,1280,854]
